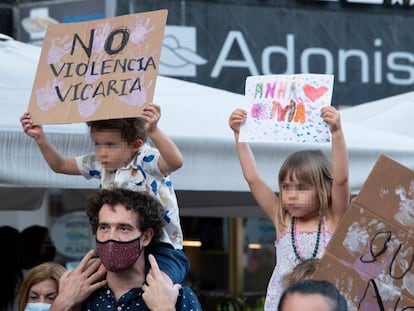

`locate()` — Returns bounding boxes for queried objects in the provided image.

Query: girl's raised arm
[229,109,279,223]
[322,106,350,225]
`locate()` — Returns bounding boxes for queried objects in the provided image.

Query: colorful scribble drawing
[239,74,334,143]
[394,180,414,227]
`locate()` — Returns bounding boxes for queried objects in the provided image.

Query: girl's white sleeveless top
[264,222,333,310]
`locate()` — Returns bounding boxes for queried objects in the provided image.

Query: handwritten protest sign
[28,9,167,124]
[239,74,334,143]
[314,155,414,311]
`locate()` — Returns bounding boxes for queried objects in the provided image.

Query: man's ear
[141,229,154,247]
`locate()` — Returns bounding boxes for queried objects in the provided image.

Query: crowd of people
[0,224,58,311]
[15,102,350,310]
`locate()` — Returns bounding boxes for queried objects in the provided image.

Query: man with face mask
[50,188,201,311]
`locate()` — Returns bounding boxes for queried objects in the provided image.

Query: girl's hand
[20,112,44,140]
[228,109,247,134]
[321,106,342,134]
[141,103,161,134]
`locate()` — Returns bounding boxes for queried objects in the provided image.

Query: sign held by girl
[240,73,334,143]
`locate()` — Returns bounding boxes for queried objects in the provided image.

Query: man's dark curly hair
[86,188,164,244]
[86,117,147,144]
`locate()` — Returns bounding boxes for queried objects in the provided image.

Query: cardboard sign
[28,9,168,124]
[239,74,334,143]
[314,155,414,311]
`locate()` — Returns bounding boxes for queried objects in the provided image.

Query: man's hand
[50,250,107,311]
[142,254,181,311]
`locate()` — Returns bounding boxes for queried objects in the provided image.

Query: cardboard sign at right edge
[314,155,414,311]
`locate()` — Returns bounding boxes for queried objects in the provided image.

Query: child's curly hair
[87,117,147,144]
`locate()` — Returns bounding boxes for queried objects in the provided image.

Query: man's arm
[50,250,107,311]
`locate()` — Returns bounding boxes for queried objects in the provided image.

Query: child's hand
[321,106,342,134]
[142,254,181,311]
[20,112,44,140]
[141,103,161,134]
[229,109,247,134]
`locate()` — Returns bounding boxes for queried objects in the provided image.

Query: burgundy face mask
[96,236,142,272]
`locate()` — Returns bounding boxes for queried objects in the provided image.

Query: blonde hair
[282,259,321,289]
[17,262,66,311]
[277,150,333,229]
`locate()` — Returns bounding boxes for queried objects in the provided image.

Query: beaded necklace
[290,215,322,262]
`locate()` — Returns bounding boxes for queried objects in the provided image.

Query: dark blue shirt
[81,285,202,311]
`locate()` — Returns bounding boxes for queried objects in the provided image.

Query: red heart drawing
[303,84,328,102]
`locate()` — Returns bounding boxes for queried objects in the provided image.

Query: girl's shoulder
[275,218,288,237]
[323,210,340,233]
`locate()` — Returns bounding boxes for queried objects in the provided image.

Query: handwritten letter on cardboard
[28,9,167,124]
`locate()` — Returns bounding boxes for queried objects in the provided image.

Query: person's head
[87,118,147,171]
[282,259,321,289]
[17,262,66,311]
[21,225,56,270]
[278,279,347,311]
[86,188,164,273]
[278,150,333,226]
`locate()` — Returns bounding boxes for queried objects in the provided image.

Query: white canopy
[1,33,414,212]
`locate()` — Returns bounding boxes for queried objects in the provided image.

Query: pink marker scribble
[352,255,387,280]
[251,103,261,118]
[47,35,71,64]
[303,84,328,102]
[129,17,155,47]
[77,97,103,118]
[35,79,62,111]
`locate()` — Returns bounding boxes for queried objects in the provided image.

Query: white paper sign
[240,74,334,143]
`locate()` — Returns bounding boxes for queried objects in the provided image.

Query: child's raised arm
[20,112,80,175]
[321,106,350,224]
[229,109,279,224]
[141,104,183,176]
